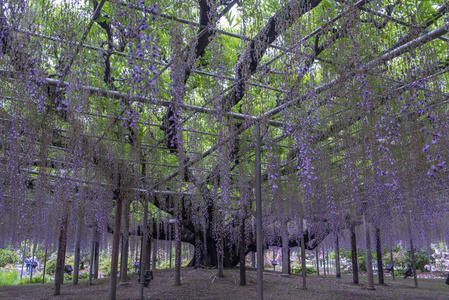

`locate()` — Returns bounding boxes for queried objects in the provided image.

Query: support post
[88,237,95,285]
[322,246,326,276]
[375,228,384,285]
[217,238,224,278]
[281,224,290,274]
[316,247,320,276]
[30,242,36,283]
[121,202,130,283]
[335,234,341,279]
[139,196,149,300]
[109,185,123,300]
[239,218,246,285]
[300,217,307,290]
[94,236,100,279]
[390,247,395,281]
[255,121,263,300]
[152,238,157,271]
[407,212,418,288]
[54,214,68,296]
[42,249,47,284]
[20,241,26,280]
[363,214,375,290]
[350,225,358,284]
[427,246,433,279]
[73,217,82,285]
[174,219,181,286]
[169,228,173,269]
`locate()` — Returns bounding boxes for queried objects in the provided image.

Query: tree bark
[54,214,68,296]
[350,225,359,284]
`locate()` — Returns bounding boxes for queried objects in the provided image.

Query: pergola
[0,0,448,299]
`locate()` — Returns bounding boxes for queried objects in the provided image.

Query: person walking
[25,256,31,275]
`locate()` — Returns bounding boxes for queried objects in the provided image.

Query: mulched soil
[1,267,447,299]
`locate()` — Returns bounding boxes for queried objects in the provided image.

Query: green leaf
[95,16,109,24]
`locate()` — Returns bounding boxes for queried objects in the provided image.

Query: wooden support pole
[407,212,418,288]
[390,247,395,281]
[54,214,68,296]
[174,220,181,286]
[152,239,157,271]
[42,249,47,284]
[363,215,375,290]
[139,195,149,300]
[217,238,224,278]
[335,234,341,279]
[94,236,100,279]
[30,242,36,283]
[316,247,320,276]
[282,222,290,275]
[300,224,307,290]
[120,202,130,282]
[88,237,95,285]
[73,217,82,285]
[109,186,123,300]
[322,246,326,276]
[169,227,173,269]
[375,228,384,285]
[350,225,359,284]
[239,219,246,285]
[20,241,26,280]
[255,121,263,300]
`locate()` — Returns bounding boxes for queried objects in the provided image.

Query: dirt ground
[1,267,448,300]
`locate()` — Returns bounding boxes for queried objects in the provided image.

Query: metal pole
[255,121,263,300]
[140,196,149,300]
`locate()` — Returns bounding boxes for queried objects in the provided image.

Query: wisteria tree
[0,0,448,298]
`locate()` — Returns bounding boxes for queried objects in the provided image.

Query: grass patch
[0,269,19,285]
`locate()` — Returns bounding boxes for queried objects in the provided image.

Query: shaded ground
[0,267,447,299]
